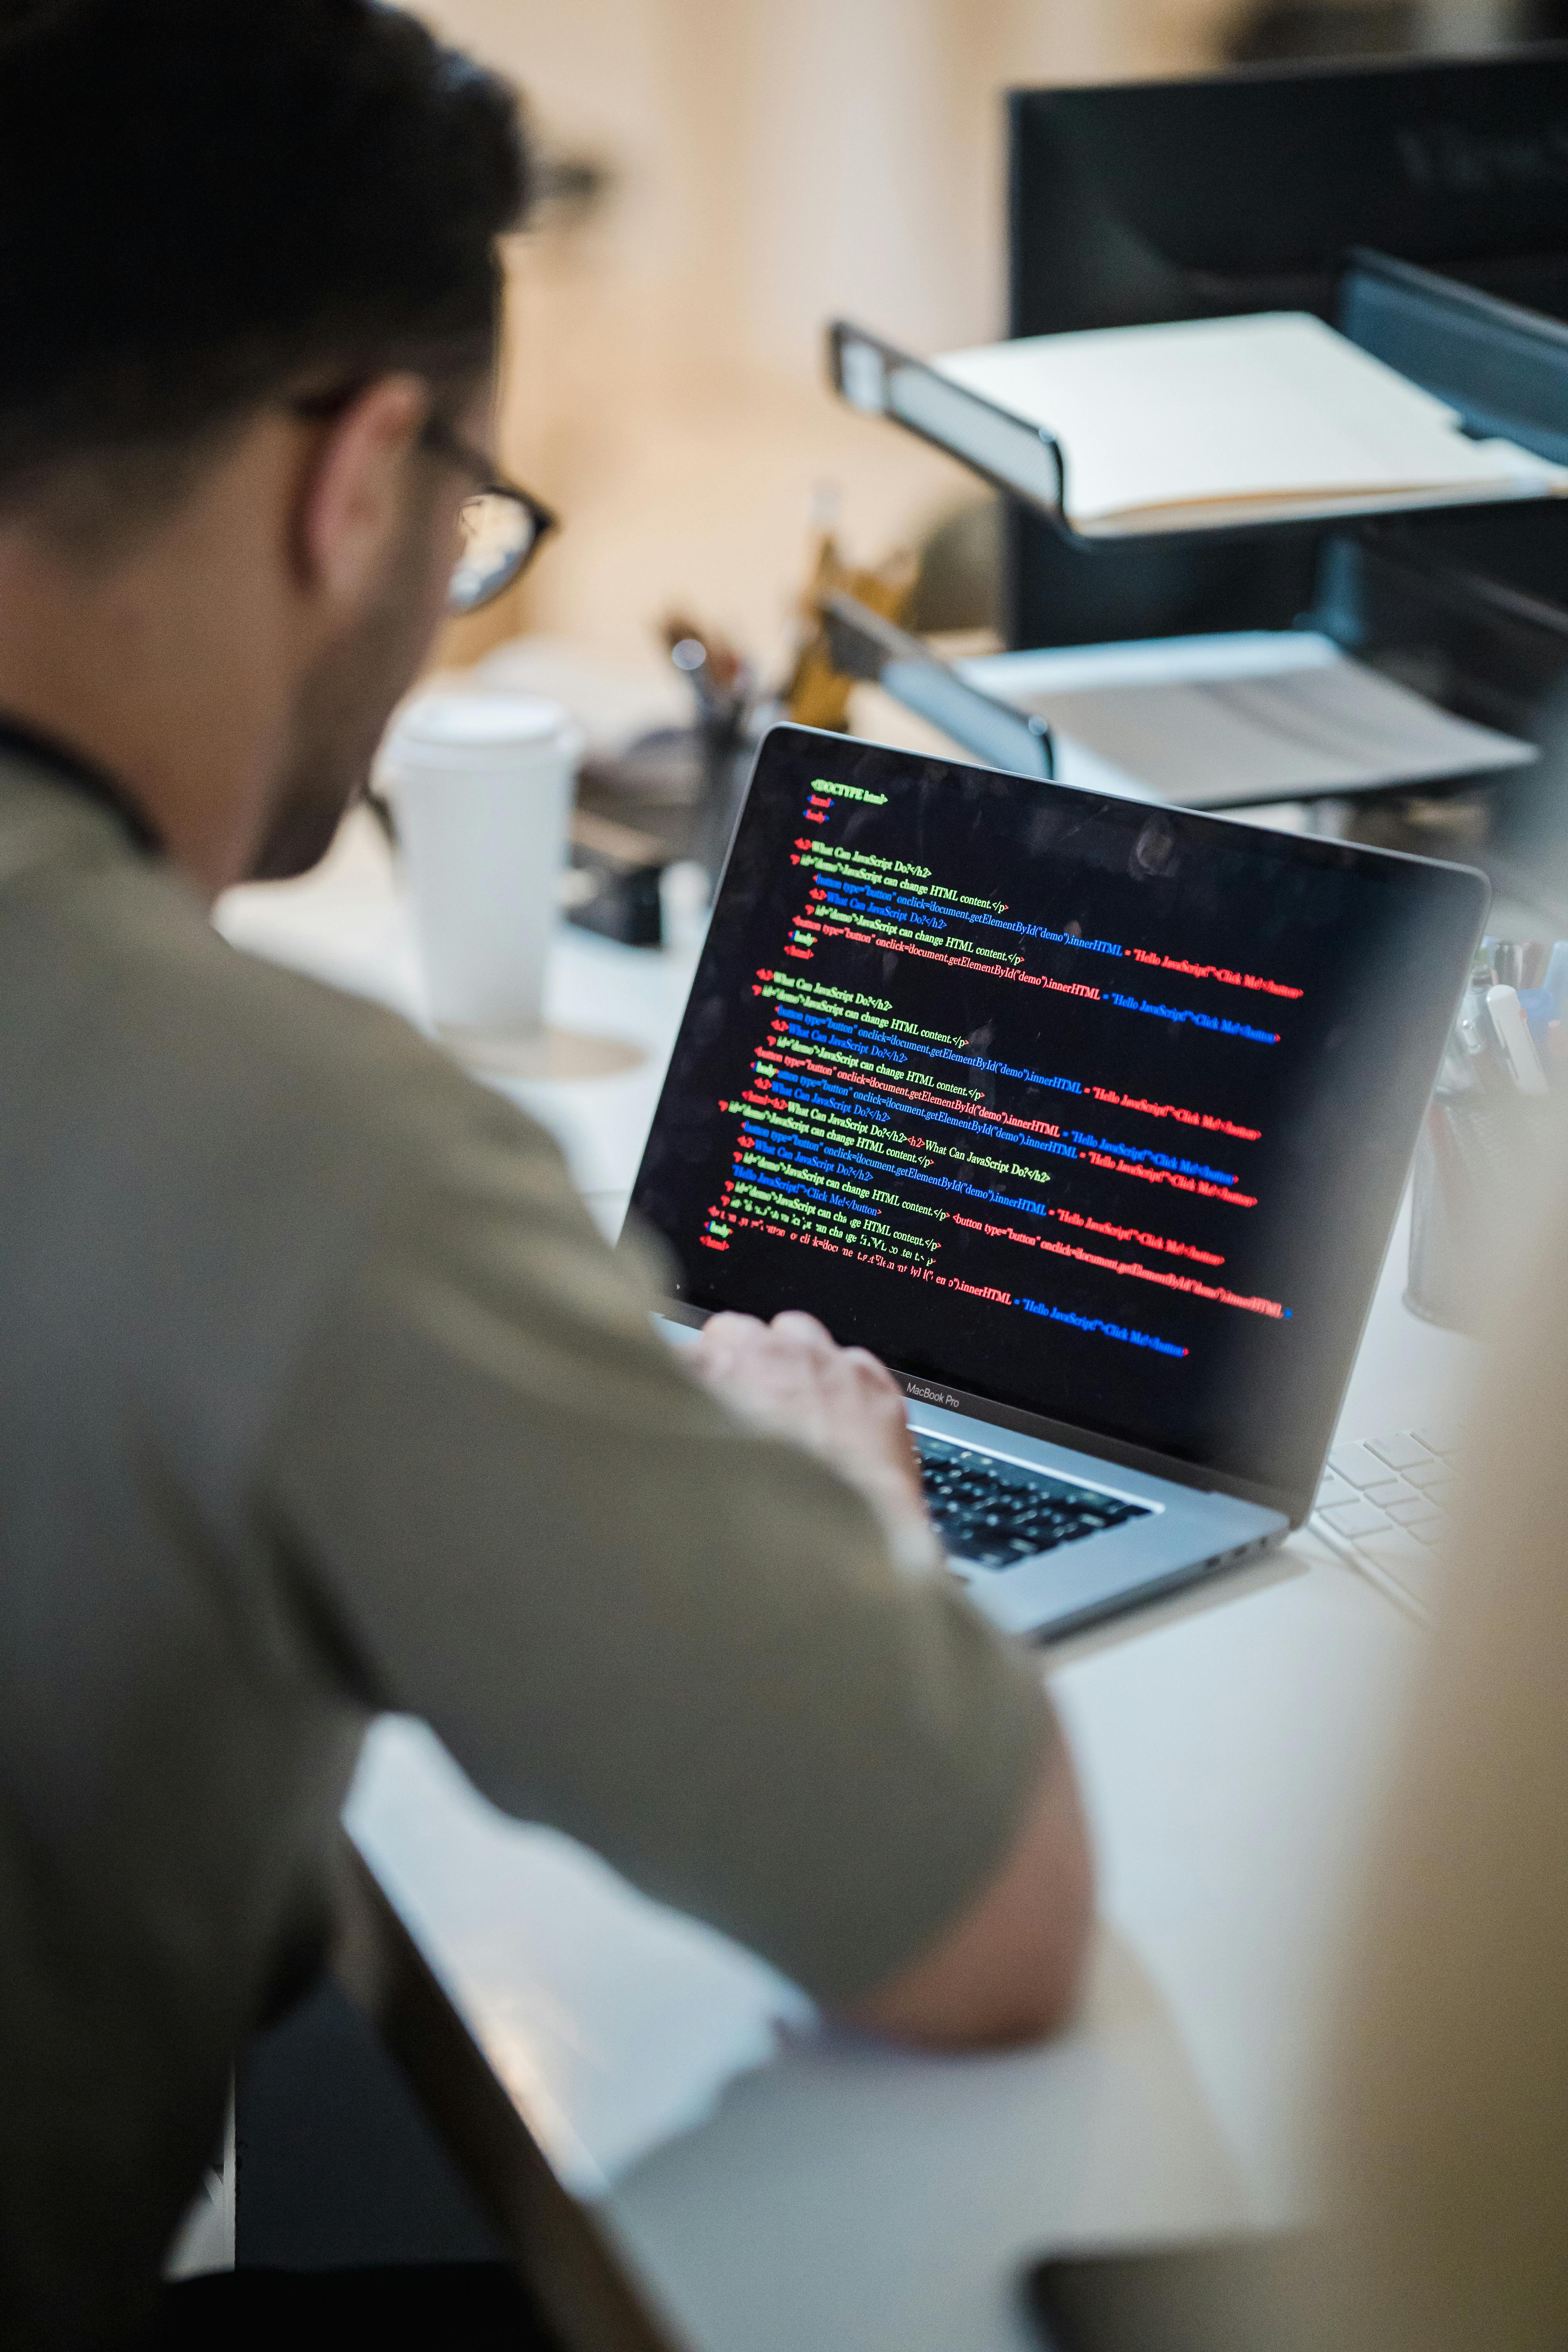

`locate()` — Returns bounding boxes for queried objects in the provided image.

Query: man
[0,4,1091,2345]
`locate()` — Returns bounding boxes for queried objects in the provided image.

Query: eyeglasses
[421,415,558,615]
[290,393,559,617]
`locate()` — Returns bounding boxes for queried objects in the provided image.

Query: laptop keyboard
[1308,1425,1463,1618]
[916,1434,1150,1570]
[915,1423,1464,1600]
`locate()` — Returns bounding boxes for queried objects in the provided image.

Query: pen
[663,614,752,736]
[1544,939,1568,1022]
[668,634,726,728]
[1519,986,1556,1053]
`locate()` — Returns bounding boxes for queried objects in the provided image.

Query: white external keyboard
[1308,1426,1463,1619]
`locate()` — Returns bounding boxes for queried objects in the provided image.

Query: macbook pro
[623,724,1486,1637]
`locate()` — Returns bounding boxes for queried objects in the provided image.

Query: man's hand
[690,1309,932,1560]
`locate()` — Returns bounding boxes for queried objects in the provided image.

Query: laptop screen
[627,726,1485,1508]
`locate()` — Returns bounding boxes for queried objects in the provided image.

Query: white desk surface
[223,811,1482,2352]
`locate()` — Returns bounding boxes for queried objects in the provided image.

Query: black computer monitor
[1004,49,1568,651]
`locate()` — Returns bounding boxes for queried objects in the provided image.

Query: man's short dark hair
[0,0,529,531]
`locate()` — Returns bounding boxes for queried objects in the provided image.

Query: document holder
[997,52,1568,650]
[831,322,1065,524]
[825,55,1568,830]
[829,262,1568,555]
[1339,249,1568,470]
[823,533,1560,812]
[1315,526,1568,877]
[820,591,1054,779]
[1316,528,1568,748]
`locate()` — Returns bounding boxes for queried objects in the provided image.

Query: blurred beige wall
[421,0,1231,680]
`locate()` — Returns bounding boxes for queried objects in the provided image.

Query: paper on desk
[936,312,1568,533]
[345,1717,812,2197]
[961,631,1535,807]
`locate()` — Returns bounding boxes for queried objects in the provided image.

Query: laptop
[622,724,1486,1639]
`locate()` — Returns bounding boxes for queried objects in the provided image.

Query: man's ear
[295,374,429,610]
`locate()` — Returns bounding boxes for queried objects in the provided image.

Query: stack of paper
[935,312,1568,535]
[956,631,1537,809]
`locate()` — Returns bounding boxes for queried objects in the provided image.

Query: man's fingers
[840,1345,905,1399]
[681,1310,932,1544]
[769,1310,835,1359]
[690,1314,819,1424]
[836,1348,912,1431]
[690,1311,764,1370]
[697,1311,766,1347]
[833,1352,923,1488]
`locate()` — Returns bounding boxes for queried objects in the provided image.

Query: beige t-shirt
[0,745,1049,2349]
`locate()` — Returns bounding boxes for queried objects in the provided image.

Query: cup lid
[390,690,570,751]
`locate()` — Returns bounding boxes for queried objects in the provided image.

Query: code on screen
[628,729,1482,1502]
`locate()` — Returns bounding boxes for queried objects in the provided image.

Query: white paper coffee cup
[381,690,581,1040]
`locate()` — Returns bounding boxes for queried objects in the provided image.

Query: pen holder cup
[1406,1087,1555,1335]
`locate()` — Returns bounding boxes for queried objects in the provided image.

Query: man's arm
[260,1060,1093,2045]
[690,1308,1093,2047]
[848,1740,1091,2045]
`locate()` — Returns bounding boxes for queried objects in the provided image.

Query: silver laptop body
[629,726,1485,1639]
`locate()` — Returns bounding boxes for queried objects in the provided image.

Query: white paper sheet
[961,631,1536,806]
[936,314,1568,532]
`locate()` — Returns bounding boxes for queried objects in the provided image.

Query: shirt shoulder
[0,784,593,1499]
[7,793,555,1194]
